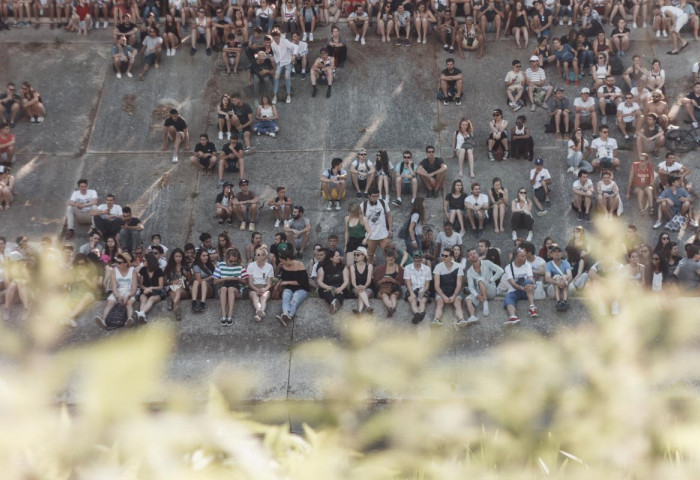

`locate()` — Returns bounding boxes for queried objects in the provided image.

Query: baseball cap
[535,158,544,166]
[222,181,232,188]
[239,178,249,185]
[357,148,367,154]
[581,87,590,94]
[412,251,423,259]
[529,55,539,62]
[354,246,368,256]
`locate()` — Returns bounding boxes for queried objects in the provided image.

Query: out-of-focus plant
[1,218,700,479]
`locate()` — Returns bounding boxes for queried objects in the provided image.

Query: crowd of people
[2,0,700,327]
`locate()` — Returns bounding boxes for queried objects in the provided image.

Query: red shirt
[76,4,90,20]
[0,132,14,151]
[631,161,653,188]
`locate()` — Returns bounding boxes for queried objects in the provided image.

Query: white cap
[529,55,539,62]
[581,87,590,94]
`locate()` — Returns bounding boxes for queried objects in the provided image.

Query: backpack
[105,303,127,330]
[397,215,413,241]
[609,54,624,76]
[362,199,390,231]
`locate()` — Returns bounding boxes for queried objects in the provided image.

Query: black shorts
[598,157,613,169]
[534,186,547,203]
[225,158,240,172]
[232,124,252,133]
[199,155,215,168]
[604,102,617,115]
[347,237,364,252]
[400,182,412,195]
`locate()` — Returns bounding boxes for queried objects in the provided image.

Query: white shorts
[674,13,689,33]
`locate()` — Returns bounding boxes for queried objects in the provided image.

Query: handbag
[270,278,284,300]
[105,303,127,330]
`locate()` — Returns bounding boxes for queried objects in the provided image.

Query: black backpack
[397,215,413,241]
[609,54,624,76]
[105,303,127,330]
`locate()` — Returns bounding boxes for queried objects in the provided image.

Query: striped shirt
[213,262,249,280]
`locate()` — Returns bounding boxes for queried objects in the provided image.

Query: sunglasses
[255,253,265,257]
[441,254,450,258]
[427,150,435,154]
[116,260,125,264]
[518,190,526,194]
[358,153,367,156]
[403,155,411,159]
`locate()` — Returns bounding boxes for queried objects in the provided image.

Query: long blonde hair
[458,117,474,136]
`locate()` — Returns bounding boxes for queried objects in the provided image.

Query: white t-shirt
[95,203,123,218]
[617,102,640,123]
[436,231,462,250]
[591,137,618,159]
[693,61,700,75]
[503,261,533,293]
[246,261,274,285]
[657,160,684,175]
[403,263,432,292]
[567,138,589,157]
[530,167,551,189]
[573,96,595,113]
[70,189,98,212]
[573,178,594,193]
[527,255,546,280]
[362,200,390,240]
[352,158,374,181]
[525,67,546,84]
[464,193,490,213]
[143,35,163,55]
[505,70,525,90]
[630,86,651,103]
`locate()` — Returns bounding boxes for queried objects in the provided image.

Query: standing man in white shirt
[65,179,98,240]
[360,187,392,264]
[270,28,297,104]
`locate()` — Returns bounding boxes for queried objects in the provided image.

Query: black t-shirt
[215,192,232,204]
[420,157,445,174]
[537,10,551,26]
[445,192,467,210]
[441,68,462,86]
[232,103,253,125]
[251,59,274,78]
[117,21,136,33]
[222,141,244,157]
[164,116,187,131]
[686,92,700,112]
[194,141,217,156]
[0,93,21,109]
[610,27,630,38]
[139,266,164,288]
[122,217,142,228]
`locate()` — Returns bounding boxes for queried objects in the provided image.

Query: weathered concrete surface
[1,23,698,402]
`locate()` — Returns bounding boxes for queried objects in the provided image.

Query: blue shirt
[545,259,572,278]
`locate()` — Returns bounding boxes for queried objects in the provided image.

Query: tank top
[114,266,134,296]
[324,265,344,288]
[595,64,608,80]
[354,263,369,286]
[514,124,526,135]
[196,16,208,31]
[491,187,504,202]
[259,105,273,118]
[283,5,296,22]
[631,161,653,188]
[347,218,366,239]
[165,21,179,38]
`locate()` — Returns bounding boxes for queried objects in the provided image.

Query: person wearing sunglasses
[96,252,137,328]
[432,248,465,327]
[350,148,376,199]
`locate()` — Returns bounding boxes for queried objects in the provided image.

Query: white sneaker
[327,201,333,210]
[482,302,489,317]
[334,201,341,210]
[653,220,662,229]
[656,30,661,38]
[360,37,365,45]
[422,37,427,44]
[526,231,533,241]
[171,48,176,56]
[272,95,277,104]
[285,95,291,104]
[466,316,480,325]
[172,154,178,163]
[36,117,44,124]
[567,19,572,25]
[116,72,122,79]
[218,131,224,140]
[509,101,516,108]
[663,30,668,37]
[558,19,563,25]
[302,32,307,41]
[355,34,360,42]
[643,22,647,27]
[226,131,231,140]
[268,131,276,137]
[126,72,132,78]
[309,32,313,41]
[566,166,575,173]
[512,231,517,241]
[103,21,108,28]
[692,122,698,128]
[690,218,699,228]
[274,219,281,228]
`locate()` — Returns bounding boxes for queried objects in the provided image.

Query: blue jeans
[257,15,273,32]
[282,288,308,317]
[253,120,279,135]
[567,152,593,172]
[503,279,533,307]
[142,6,160,22]
[274,63,292,95]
